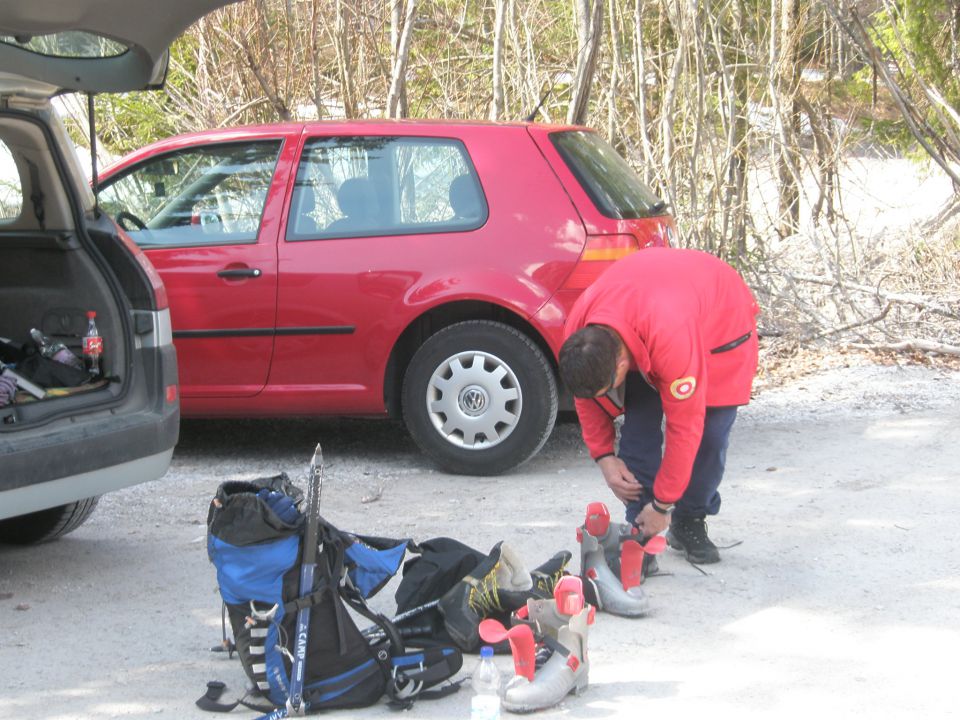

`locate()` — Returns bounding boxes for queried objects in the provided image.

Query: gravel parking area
[2,361,959,719]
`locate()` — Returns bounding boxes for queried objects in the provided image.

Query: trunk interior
[0,111,127,427]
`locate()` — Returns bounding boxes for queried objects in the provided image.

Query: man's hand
[635,502,670,539]
[596,455,642,503]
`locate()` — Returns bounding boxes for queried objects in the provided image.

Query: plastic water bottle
[30,328,83,369]
[470,645,502,720]
[83,311,103,377]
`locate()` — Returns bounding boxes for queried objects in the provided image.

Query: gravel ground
[2,361,960,719]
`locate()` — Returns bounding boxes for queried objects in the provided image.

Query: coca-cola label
[84,336,103,355]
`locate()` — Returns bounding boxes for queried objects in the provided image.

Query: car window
[99,141,282,247]
[287,136,486,241]
[0,32,128,58]
[550,130,663,219]
[0,140,23,221]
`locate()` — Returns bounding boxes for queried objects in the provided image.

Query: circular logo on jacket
[669,376,697,400]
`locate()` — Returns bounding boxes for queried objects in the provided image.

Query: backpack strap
[195,681,274,714]
[391,647,463,690]
[339,566,464,708]
[301,657,388,701]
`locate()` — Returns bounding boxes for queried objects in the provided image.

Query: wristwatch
[650,498,674,514]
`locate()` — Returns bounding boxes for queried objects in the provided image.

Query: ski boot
[479,576,593,713]
[438,541,532,651]
[578,502,664,617]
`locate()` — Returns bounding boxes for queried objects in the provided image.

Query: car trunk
[0,110,128,426]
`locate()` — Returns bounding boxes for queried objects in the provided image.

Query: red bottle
[83,310,103,377]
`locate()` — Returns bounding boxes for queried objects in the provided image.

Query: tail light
[561,216,676,292]
[165,384,178,404]
[561,234,639,291]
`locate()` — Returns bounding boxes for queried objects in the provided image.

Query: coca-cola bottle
[83,311,103,377]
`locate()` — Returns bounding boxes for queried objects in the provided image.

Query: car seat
[292,185,319,236]
[449,175,482,222]
[326,177,379,234]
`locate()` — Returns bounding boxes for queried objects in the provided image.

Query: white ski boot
[479,576,593,713]
[577,502,662,617]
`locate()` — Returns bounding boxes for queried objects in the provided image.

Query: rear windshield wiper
[648,200,668,215]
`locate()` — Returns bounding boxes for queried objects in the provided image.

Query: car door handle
[217,268,262,278]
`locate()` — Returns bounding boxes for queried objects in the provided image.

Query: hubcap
[425,350,522,450]
[458,385,489,416]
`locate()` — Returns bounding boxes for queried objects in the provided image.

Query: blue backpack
[198,474,462,715]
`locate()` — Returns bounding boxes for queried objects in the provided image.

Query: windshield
[0,32,128,59]
[551,130,664,219]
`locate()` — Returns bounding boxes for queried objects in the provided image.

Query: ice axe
[256,444,324,720]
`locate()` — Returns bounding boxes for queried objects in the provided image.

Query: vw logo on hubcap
[459,385,488,416]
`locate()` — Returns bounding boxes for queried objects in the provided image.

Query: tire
[0,497,100,545]
[401,320,558,475]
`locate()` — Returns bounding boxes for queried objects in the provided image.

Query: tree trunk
[335,0,358,118]
[567,0,605,125]
[606,0,622,143]
[953,0,960,76]
[387,0,417,119]
[726,0,750,258]
[388,0,409,118]
[632,0,655,184]
[774,0,801,238]
[660,0,687,215]
[308,0,324,119]
[490,0,508,120]
[196,19,216,129]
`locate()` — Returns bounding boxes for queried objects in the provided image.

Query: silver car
[0,0,238,542]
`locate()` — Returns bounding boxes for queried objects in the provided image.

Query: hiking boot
[667,515,720,564]
[438,541,532,650]
[498,550,573,610]
[642,552,659,577]
[530,550,573,598]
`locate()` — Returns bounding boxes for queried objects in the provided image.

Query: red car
[97,121,675,474]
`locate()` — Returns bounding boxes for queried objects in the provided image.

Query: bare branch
[848,340,960,357]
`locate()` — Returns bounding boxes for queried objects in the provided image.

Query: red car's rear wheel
[401,320,558,475]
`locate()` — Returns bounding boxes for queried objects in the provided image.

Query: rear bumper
[0,338,180,519]
[1,398,178,483]
[0,447,175,520]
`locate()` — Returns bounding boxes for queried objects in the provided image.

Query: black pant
[617,373,738,525]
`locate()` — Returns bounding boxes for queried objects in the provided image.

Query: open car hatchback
[0,0,240,543]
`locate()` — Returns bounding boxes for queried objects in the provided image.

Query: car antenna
[87,92,100,218]
[522,83,554,122]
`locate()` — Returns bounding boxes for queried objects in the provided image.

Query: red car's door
[272,131,497,413]
[99,136,295,398]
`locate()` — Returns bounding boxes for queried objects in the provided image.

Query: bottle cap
[480,645,494,658]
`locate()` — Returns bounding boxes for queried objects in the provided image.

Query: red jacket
[564,248,760,503]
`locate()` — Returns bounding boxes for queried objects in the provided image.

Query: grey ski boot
[479,575,593,713]
[577,502,655,617]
